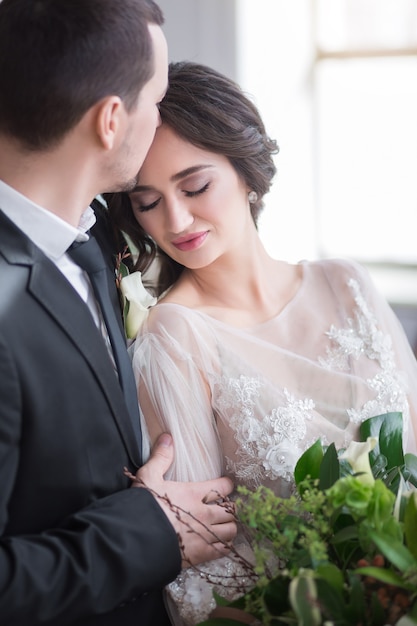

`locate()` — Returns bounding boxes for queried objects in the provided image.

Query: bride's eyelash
[138,182,210,212]
[184,182,210,197]
[139,198,161,212]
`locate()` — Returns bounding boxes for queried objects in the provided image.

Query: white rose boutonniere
[119,272,157,338]
[115,247,157,339]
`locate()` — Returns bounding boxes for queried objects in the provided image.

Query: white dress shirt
[0,179,103,328]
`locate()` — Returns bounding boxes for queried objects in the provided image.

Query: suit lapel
[0,210,142,467]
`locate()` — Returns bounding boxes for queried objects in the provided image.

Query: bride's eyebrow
[170,164,214,183]
[133,165,214,193]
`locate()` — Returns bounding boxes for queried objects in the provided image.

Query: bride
[106,61,417,625]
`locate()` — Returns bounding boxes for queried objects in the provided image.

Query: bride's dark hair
[105,61,279,296]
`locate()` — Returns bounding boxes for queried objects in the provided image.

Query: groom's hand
[131,433,237,567]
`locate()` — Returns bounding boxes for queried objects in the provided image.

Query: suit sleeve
[0,336,181,625]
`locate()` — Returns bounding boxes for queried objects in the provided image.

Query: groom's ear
[94,95,125,151]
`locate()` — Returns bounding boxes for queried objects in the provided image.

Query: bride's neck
[184,250,286,311]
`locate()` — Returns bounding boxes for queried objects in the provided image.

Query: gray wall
[157,0,238,79]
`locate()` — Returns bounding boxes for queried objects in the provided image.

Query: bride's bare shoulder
[157,275,203,308]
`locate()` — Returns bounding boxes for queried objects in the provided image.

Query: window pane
[315,56,417,262]
[317,0,417,51]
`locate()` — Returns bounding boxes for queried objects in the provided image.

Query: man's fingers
[200,476,234,503]
[132,437,238,567]
[210,540,233,557]
[207,520,237,545]
[181,537,234,567]
[136,433,174,485]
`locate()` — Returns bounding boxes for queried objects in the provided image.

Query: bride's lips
[171,231,208,252]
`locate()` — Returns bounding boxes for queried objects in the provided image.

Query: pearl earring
[248,191,258,204]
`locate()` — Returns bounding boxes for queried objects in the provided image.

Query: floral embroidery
[167,544,256,625]
[215,376,315,488]
[320,278,409,428]
[213,279,409,490]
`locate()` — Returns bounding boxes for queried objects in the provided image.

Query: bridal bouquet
[197,412,417,626]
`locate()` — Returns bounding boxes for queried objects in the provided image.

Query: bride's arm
[131,308,224,482]
[131,311,250,624]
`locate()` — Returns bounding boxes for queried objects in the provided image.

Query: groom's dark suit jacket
[0,203,180,625]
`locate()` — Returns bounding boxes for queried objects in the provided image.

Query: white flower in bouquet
[119,272,156,339]
[339,436,378,486]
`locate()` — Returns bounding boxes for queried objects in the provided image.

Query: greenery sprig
[197,412,417,626]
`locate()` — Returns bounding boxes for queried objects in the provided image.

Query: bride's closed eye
[135,181,211,213]
[183,181,211,197]
[137,197,161,212]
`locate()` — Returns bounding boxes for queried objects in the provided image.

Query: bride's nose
[165,198,194,234]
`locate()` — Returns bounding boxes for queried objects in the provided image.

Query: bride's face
[128,124,251,269]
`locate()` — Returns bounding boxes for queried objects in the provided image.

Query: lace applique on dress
[216,376,315,488]
[167,542,257,626]
[164,276,412,625]
[319,278,409,427]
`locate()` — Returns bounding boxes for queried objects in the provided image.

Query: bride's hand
[127,433,237,567]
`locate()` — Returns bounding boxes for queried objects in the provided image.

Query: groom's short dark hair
[0,0,164,150]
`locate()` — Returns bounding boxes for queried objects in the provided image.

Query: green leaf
[289,575,321,626]
[316,563,344,592]
[360,413,385,453]
[211,591,248,612]
[212,591,234,607]
[294,439,323,486]
[198,617,244,626]
[360,412,404,468]
[264,577,291,615]
[368,530,417,572]
[291,547,312,569]
[404,492,417,560]
[315,577,346,621]
[118,261,130,279]
[379,412,404,469]
[343,572,367,623]
[355,565,410,589]
[369,590,387,625]
[331,524,359,544]
[319,443,339,490]
[404,453,417,488]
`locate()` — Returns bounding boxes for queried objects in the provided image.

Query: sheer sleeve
[322,258,417,454]
[131,307,250,626]
[131,305,224,481]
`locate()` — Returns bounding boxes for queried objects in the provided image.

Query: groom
[0,1,235,625]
